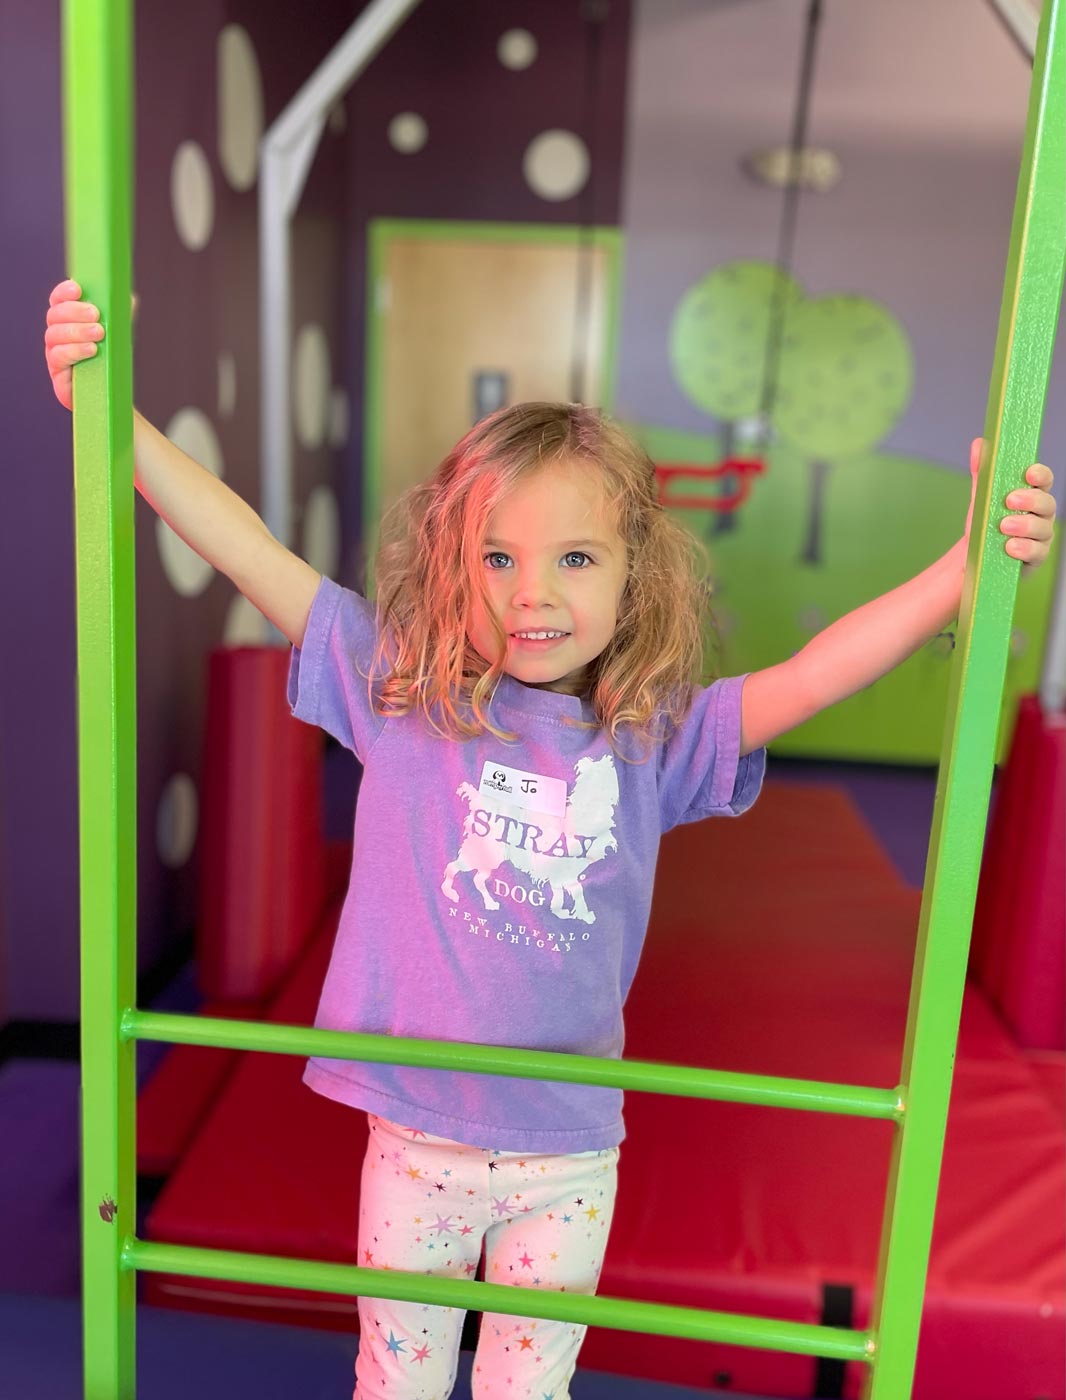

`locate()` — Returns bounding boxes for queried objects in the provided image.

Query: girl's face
[468,458,629,696]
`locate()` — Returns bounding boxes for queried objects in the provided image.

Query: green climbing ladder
[64,2,1064,1396]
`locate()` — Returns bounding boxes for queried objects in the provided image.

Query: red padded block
[137,1001,261,1177]
[585,788,1064,1399]
[145,898,370,1329]
[971,697,1066,1050]
[137,841,350,1178]
[1025,1050,1065,1126]
[847,1290,1066,1400]
[198,647,326,1004]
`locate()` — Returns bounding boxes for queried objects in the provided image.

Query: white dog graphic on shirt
[441,755,619,923]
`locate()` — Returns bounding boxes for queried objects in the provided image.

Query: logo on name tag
[478,761,567,819]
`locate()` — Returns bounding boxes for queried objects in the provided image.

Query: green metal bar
[866,4,1065,1398]
[123,1238,875,1363]
[124,1008,903,1120]
[63,1,137,1397]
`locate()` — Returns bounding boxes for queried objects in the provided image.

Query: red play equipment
[969,694,1065,1052]
[137,654,1065,1400]
[654,456,766,512]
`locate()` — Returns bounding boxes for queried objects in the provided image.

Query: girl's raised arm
[46,281,320,648]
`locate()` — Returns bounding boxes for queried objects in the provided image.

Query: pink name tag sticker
[478,761,567,820]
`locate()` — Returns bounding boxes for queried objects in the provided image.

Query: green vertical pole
[866,3,1065,1397]
[62,1,137,1396]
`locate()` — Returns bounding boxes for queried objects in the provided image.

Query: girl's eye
[482,550,593,569]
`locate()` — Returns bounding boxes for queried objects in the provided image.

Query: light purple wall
[1,0,76,1029]
[2,0,355,1023]
[615,0,1064,471]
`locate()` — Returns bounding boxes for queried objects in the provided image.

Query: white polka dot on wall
[218,353,237,418]
[171,141,215,250]
[293,324,332,450]
[157,774,198,868]
[302,485,341,578]
[157,409,224,597]
[523,129,589,202]
[329,387,350,448]
[223,594,272,647]
[217,25,263,192]
[498,28,538,70]
[388,112,428,154]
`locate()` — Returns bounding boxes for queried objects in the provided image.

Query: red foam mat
[1025,1051,1065,1126]
[971,697,1066,1050]
[137,1001,260,1178]
[138,842,352,1178]
[198,647,326,1004]
[145,784,1065,1399]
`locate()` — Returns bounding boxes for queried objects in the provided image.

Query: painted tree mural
[773,294,912,564]
[669,260,913,561]
[669,261,802,533]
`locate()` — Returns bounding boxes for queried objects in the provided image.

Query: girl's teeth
[516,631,565,639]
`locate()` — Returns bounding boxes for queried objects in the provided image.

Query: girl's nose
[512,568,560,608]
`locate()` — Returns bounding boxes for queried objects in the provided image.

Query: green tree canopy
[774,295,913,458]
[669,261,803,422]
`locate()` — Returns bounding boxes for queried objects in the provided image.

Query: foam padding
[198,647,326,1003]
[971,696,1066,1049]
[137,1001,261,1178]
[145,785,1065,1399]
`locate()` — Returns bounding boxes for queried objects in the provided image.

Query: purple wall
[2,0,356,1023]
[1,0,76,1028]
[1,0,633,1026]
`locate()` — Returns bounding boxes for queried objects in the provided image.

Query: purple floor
[0,1293,752,1400]
[0,760,938,1398]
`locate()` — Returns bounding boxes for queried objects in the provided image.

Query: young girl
[46,280,1056,1400]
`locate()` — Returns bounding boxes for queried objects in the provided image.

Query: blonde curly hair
[369,402,713,760]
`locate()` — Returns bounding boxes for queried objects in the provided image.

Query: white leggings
[354,1114,620,1400]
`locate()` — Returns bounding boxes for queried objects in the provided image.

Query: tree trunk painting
[801,458,832,565]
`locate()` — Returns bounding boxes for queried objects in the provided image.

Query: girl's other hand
[45,279,105,411]
[965,436,1056,568]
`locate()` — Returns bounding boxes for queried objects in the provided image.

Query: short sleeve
[657,674,766,833]
[287,576,387,761]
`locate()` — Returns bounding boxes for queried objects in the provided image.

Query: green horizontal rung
[123,1237,876,1363]
[124,1009,903,1120]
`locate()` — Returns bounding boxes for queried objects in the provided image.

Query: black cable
[570,0,608,405]
[757,0,825,439]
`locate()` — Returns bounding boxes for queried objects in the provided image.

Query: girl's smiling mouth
[510,630,571,648]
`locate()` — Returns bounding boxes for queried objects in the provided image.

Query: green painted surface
[124,1238,874,1361]
[63,1,137,1396]
[629,423,1057,763]
[126,1009,903,1120]
[669,260,804,422]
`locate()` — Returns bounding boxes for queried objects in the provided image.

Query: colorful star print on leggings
[354,1114,619,1399]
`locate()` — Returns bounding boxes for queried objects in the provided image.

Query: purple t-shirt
[288,577,765,1152]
